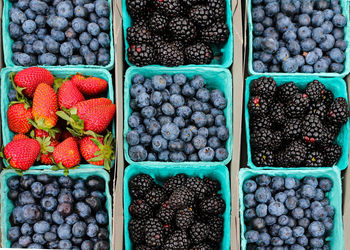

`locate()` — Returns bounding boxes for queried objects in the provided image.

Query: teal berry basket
[239,168,344,250]
[245,75,349,170]
[0,66,116,170]
[247,0,350,77]
[124,66,233,166]
[0,168,113,248]
[124,164,231,250]
[121,0,233,68]
[2,0,114,70]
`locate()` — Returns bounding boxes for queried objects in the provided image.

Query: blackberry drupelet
[169,17,197,44]
[163,230,190,249]
[129,174,155,199]
[145,186,168,208]
[250,77,277,99]
[305,150,324,167]
[149,12,168,33]
[144,218,164,247]
[175,207,195,230]
[308,101,328,121]
[155,42,185,66]
[127,44,155,66]
[126,0,148,19]
[324,144,342,166]
[184,43,213,65]
[199,196,225,215]
[252,149,274,167]
[328,97,349,125]
[247,96,269,117]
[269,102,286,128]
[285,93,310,118]
[283,119,302,141]
[185,177,209,200]
[305,80,326,103]
[189,5,213,28]
[129,199,153,218]
[250,128,273,150]
[249,116,272,132]
[203,177,221,194]
[163,174,188,195]
[153,0,183,17]
[207,0,226,22]
[207,216,224,242]
[126,25,153,45]
[284,140,307,166]
[129,218,145,244]
[190,222,209,244]
[168,186,195,209]
[277,82,299,103]
[156,202,175,224]
[301,115,324,145]
[200,22,230,45]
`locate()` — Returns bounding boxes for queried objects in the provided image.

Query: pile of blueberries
[6,174,110,249]
[243,175,335,249]
[126,73,230,162]
[9,0,111,66]
[251,0,347,73]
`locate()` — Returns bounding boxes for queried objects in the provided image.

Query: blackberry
[283,119,302,141]
[185,177,209,200]
[163,174,188,195]
[269,102,286,128]
[203,177,221,194]
[248,96,269,117]
[149,12,168,33]
[321,89,334,107]
[134,244,155,250]
[168,187,195,209]
[305,150,324,167]
[285,93,310,118]
[250,128,273,150]
[308,101,328,121]
[200,22,229,45]
[190,222,209,244]
[155,42,185,66]
[129,199,153,218]
[181,0,199,7]
[191,243,213,249]
[207,216,224,242]
[129,174,155,199]
[169,17,197,44]
[189,5,212,28]
[250,77,277,99]
[153,0,183,17]
[252,149,274,167]
[156,202,175,224]
[199,195,225,215]
[127,44,155,66]
[274,152,287,167]
[163,230,190,249]
[162,223,174,239]
[328,97,349,125]
[126,0,148,19]
[270,131,283,151]
[277,82,299,103]
[145,186,167,208]
[305,80,326,103]
[129,218,145,244]
[284,140,307,166]
[184,42,213,65]
[249,116,272,132]
[175,207,195,230]
[207,0,226,22]
[144,218,164,247]
[301,115,324,145]
[324,144,342,166]
[126,25,153,45]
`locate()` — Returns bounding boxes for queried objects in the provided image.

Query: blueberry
[265,1,279,16]
[18,235,32,247]
[255,187,271,203]
[72,17,88,33]
[29,0,48,14]
[95,0,109,17]
[59,42,73,58]
[329,47,345,63]
[98,17,110,32]
[126,130,139,146]
[323,217,334,231]
[335,39,347,51]
[282,30,296,42]
[180,128,193,142]
[268,201,285,216]
[84,51,96,65]
[131,74,144,85]
[311,206,327,220]
[156,150,168,161]
[7,176,20,189]
[252,6,265,22]
[245,230,259,243]
[11,40,24,53]
[38,52,57,65]
[261,37,279,54]
[33,233,46,245]
[297,13,310,26]
[65,213,79,225]
[264,215,276,226]
[20,223,33,236]
[276,16,292,33]
[173,116,186,128]
[253,36,263,50]
[321,20,334,34]
[320,34,335,51]
[314,58,330,72]
[244,193,256,208]
[87,22,101,36]
[8,226,21,242]
[33,221,50,234]
[261,17,272,28]
[18,191,35,206]
[256,203,268,218]
[215,147,228,161]
[56,223,72,240]
[169,94,185,108]
[257,232,270,246]
[146,119,161,135]
[308,221,325,237]
[87,38,99,51]
[275,192,287,203]
[96,210,108,225]
[10,8,27,24]
[319,178,333,191]
[57,1,74,18]
[197,147,214,161]
[151,135,167,153]
[304,51,318,65]
[81,240,94,250]
[333,13,346,27]
[98,32,110,48]
[253,23,264,36]
[172,74,186,85]
[271,177,284,191]
[253,60,267,73]
[17,0,30,10]
[75,5,88,17]
[244,208,256,220]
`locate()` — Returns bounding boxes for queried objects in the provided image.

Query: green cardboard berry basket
[124,164,231,250]
[124,66,233,166]
[0,66,116,170]
[122,0,233,68]
[245,75,349,170]
[239,167,344,250]
[247,0,350,77]
[2,0,114,70]
[0,168,113,248]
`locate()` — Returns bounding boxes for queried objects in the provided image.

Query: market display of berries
[2,67,115,172]
[125,0,230,66]
[128,173,226,249]
[251,0,348,73]
[243,175,335,249]
[126,73,229,162]
[6,174,110,249]
[8,0,111,66]
[248,77,349,167]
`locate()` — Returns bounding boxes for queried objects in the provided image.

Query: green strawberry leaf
[63,168,69,176]
[89,154,104,162]
[51,165,60,171]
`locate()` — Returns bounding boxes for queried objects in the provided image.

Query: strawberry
[37,137,59,165]
[71,74,108,96]
[61,130,80,144]
[13,67,54,98]
[2,139,40,170]
[32,83,58,130]
[53,137,81,169]
[79,132,114,170]
[31,128,62,141]
[58,80,85,109]
[13,134,30,141]
[7,103,33,134]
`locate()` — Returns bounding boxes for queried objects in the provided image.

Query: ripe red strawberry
[53,137,81,168]
[58,80,85,109]
[37,137,59,165]
[71,74,108,96]
[13,67,54,98]
[7,103,33,134]
[2,139,40,170]
[79,132,114,170]
[31,128,61,141]
[13,134,29,141]
[32,83,58,130]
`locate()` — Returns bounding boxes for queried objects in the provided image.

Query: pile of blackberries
[126,73,230,162]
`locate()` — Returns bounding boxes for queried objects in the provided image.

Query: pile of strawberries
[2,67,116,174]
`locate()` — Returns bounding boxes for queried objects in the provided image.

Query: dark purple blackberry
[199,22,230,45]
[283,119,302,141]
[248,96,269,117]
[155,42,185,66]
[175,207,195,230]
[321,89,334,107]
[169,17,197,44]
[199,196,225,215]
[129,174,155,199]
[322,124,340,145]
[181,0,199,7]
[185,177,209,200]
[308,101,328,121]
[250,77,277,99]
[305,80,326,103]
[156,202,175,224]
[274,151,287,167]
[145,186,168,208]
[207,0,226,21]
[252,149,274,167]
[277,82,299,103]
[284,140,307,166]
[305,150,324,167]
[126,0,148,19]
[191,243,213,249]
[190,222,209,244]
[328,97,349,125]
[163,174,188,195]
[163,230,190,249]
[250,128,273,150]
[129,199,153,218]
[269,102,286,128]
[127,44,155,66]
[126,25,153,45]
[270,131,283,151]
[134,244,155,250]
[149,12,168,33]
[129,218,145,244]
[324,144,342,166]
[189,5,212,28]
[249,116,272,132]
[207,216,224,242]
[162,223,174,239]
[184,42,213,65]
[168,187,195,209]
[301,115,324,145]
[144,218,164,247]
[285,93,310,118]
[203,177,221,194]
[153,0,183,17]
